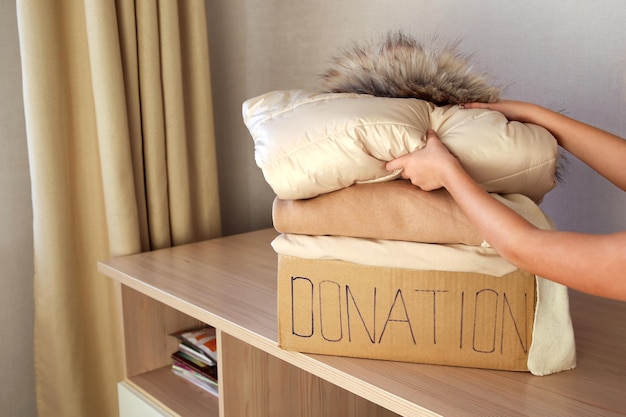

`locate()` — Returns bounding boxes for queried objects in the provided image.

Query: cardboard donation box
[277,255,537,371]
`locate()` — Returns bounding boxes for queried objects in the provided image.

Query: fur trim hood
[320,32,501,105]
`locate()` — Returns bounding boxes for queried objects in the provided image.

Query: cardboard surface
[277,255,537,371]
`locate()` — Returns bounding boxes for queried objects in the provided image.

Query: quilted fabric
[243,90,558,201]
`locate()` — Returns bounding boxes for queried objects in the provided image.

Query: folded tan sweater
[272,179,484,245]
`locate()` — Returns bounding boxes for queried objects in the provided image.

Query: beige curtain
[17,0,221,416]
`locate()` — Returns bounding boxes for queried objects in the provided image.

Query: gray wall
[1,0,37,415]
[206,0,626,236]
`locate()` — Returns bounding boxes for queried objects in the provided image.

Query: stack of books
[170,326,219,396]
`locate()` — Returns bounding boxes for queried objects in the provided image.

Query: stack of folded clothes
[242,33,576,375]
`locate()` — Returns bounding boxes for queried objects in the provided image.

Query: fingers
[387,129,441,171]
[426,129,446,149]
[387,129,436,171]
[425,129,438,140]
[385,154,406,171]
[459,102,491,110]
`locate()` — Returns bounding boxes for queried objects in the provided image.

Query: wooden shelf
[127,366,219,416]
[99,228,626,417]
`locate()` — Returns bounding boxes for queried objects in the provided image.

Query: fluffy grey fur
[320,32,501,105]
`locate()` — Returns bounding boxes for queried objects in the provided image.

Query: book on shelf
[170,326,218,364]
[178,341,216,367]
[171,350,218,381]
[171,360,218,397]
[170,325,219,396]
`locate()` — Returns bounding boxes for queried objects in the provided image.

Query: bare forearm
[469,101,626,191]
[530,107,626,189]
[441,165,536,259]
[442,165,626,300]
[386,129,626,300]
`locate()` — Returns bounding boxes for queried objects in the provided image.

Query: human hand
[461,99,543,124]
[386,130,462,191]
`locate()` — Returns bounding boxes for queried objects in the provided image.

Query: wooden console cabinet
[98,228,626,416]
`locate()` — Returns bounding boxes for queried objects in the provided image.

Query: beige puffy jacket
[243,90,558,202]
